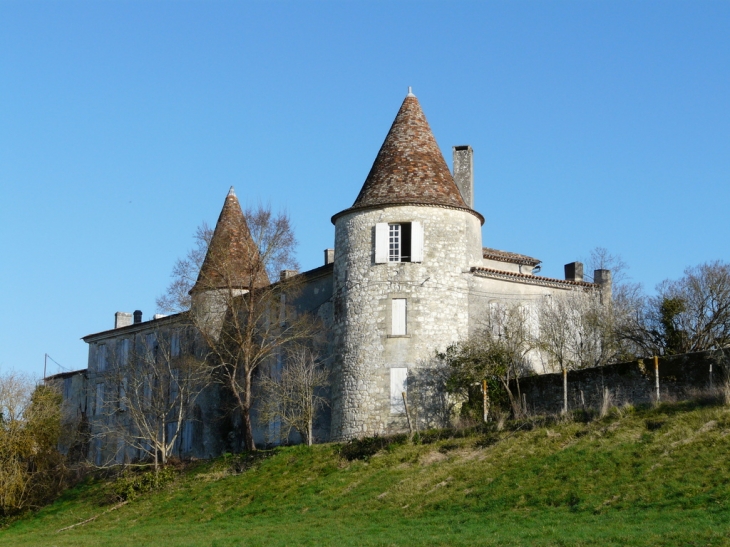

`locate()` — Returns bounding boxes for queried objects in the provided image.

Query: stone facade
[57,90,614,462]
[331,205,483,439]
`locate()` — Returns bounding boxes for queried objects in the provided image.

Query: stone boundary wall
[514,349,730,415]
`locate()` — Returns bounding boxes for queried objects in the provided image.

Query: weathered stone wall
[516,350,730,414]
[331,204,483,440]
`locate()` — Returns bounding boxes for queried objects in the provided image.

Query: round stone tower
[330,90,485,440]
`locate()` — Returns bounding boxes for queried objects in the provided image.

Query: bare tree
[182,201,317,451]
[156,223,213,314]
[96,324,210,470]
[257,346,329,446]
[536,290,617,413]
[0,371,66,515]
[648,261,730,354]
[583,247,629,286]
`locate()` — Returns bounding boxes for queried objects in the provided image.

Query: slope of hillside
[2,400,730,546]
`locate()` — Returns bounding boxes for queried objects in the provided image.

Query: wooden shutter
[411,221,423,262]
[95,383,104,416]
[391,298,407,336]
[390,367,408,414]
[375,223,389,263]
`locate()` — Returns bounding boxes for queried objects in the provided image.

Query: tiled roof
[482,247,541,266]
[471,267,598,289]
[333,92,483,224]
[191,187,270,294]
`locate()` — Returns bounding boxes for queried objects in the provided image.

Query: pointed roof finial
[227,186,236,198]
[407,86,415,97]
[331,90,484,225]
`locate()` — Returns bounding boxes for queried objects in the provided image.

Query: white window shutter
[390,367,408,414]
[392,298,407,335]
[411,221,423,262]
[375,223,389,263]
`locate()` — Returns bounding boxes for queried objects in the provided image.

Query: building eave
[331,202,484,225]
[471,267,598,289]
[82,311,188,343]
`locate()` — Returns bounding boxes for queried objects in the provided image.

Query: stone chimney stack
[280,270,298,281]
[133,310,143,324]
[115,312,132,329]
[564,262,584,282]
[324,249,335,265]
[452,145,474,209]
[594,269,612,306]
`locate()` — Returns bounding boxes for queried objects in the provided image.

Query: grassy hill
[2,400,730,546]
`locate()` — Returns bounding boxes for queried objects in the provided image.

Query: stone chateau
[52,89,611,463]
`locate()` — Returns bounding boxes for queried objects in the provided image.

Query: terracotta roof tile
[482,247,541,266]
[471,266,597,288]
[191,188,270,294]
[333,92,482,224]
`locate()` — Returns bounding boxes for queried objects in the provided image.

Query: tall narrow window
[119,377,128,412]
[390,367,408,414]
[96,344,107,371]
[94,383,105,416]
[389,224,401,262]
[119,339,129,366]
[392,298,407,336]
[171,331,180,358]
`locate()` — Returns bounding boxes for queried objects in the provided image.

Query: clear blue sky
[1,1,728,379]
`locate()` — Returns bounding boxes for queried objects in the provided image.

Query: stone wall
[516,349,730,414]
[331,204,484,440]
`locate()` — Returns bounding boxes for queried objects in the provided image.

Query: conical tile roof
[191,187,270,294]
[333,90,482,224]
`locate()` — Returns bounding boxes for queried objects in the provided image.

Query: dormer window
[375,222,423,264]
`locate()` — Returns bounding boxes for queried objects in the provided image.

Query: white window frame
[375,222,423,263]
[389,223,401,262]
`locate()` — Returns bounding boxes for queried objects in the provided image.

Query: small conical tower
[330,90,484,440]
[191,187,269,335]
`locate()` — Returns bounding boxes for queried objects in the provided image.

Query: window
[118,339,129,366]
[182,419,194,453]
[390,367,408,414]
[94,383,105,416]
[145,334,157,361]
[375,222,423,263]
[96,344,107,371]
[389,223,402,261]
[171,331,180,358]
[170,370,180,403]
[119,377,128,412]
[391,299,407,336]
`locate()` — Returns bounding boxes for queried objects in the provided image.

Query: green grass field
[2,400,730,546]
